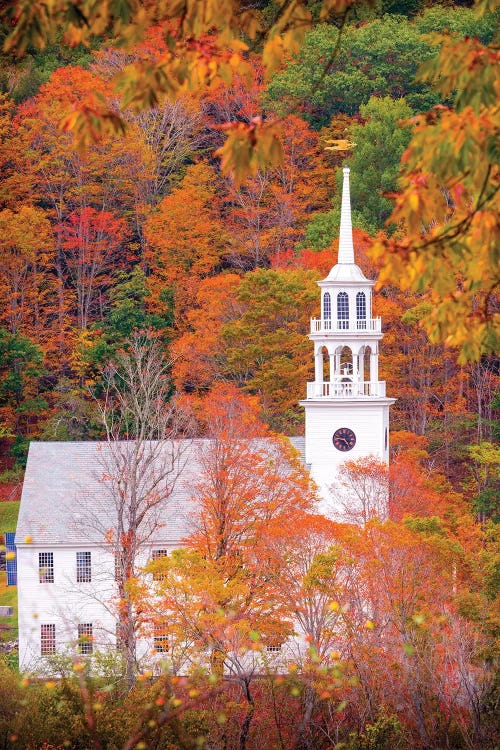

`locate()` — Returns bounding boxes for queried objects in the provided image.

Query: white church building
[14,168,393,672]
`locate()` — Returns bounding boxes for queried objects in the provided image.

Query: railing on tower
[307,381,387,398]
[310,318,381,334]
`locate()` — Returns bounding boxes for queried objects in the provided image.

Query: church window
[76,551,91,583]
[78,623,93,654]
[39,552,54,583]
[323,292,331,329]
[151,549,168,580]
[356,292,367,329]
[116,624,123,650]
[114,554,121,582]
[154,622,169,653]
[337,292,349,329]
[266,644,282,653]
[41,624,56,655]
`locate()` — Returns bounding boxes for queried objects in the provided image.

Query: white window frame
[337,292,349,329]
[41,623,56,655]
[266,644,282,653]
[39,552,54,583]
[153,622,169,653]
[356,291,367,329]
[76,551,92,583]
[78,623,93,655]
[151,549,168,580]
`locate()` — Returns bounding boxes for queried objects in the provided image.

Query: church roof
[15,438,306,548]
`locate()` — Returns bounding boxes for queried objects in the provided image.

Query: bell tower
[300,167,395,513]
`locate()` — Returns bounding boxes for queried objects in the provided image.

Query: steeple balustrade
[307,380,387,398]
[310,317,381,334]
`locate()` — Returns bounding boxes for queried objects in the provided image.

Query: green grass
[0,500,20,533]
[0,571,17,643]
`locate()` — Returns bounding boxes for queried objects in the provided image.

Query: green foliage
[0,22,93,103]
[0,329,44,409]
[75,267,174,382]
[221,268,318,430]
[0,329,48,465]
[266,8,496,128]
[303,207,376,249]
[0,500,19,529]
[0,661,211,750]
[300,95,414,246]
[40,378,103,441]
[416,5,497,39]
[372,5,499,362]
[466,442,500,522]
[490,392,500,442]
[347,96,414,230]
[403,515,447,537]
[105,266,174,341]
[338,713,406,750]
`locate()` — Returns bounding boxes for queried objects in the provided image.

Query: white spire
[338,167,355,264]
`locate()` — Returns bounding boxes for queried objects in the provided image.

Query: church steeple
[338,167,355,265]
[324,167,369,283]
[300,166,395,514]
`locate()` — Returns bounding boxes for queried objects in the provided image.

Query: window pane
[78,623,93,654]
[151,549,168,581]
[41,624,56,655]
[39,552,54,583]
[114,554,121,582]
[323,292,331,319]
[154,622,169,653]
[356,292,367,329]
[266,644,282,653]
[152,549,168,559]
[76,551,91,583]
[337,292,349,329]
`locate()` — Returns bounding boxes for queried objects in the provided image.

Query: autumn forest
[0,0,498,748]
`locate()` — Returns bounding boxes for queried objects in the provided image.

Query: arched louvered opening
[356,291,367,329]
[359,345,372,383]
[337,292,349,329]
[320,345,329,382]
[333,345,353,379]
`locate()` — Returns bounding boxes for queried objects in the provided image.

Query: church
[14,168,394,672]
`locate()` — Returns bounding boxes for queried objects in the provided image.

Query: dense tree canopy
[0,2,498,746]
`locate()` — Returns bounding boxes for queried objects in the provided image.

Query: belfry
[300,167,395,513]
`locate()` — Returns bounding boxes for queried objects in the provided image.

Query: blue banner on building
[5,532,17,586]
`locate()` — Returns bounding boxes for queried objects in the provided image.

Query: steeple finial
[338,167,355,264]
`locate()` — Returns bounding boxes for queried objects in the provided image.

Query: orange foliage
[172,268,319,431]
[0,206,56,348]
[295,229,376,277]
[221,116,333,270]
[144,162,229,323]
[187,383,316,563]
[171,273,242,393]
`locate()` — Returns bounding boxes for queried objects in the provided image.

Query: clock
[333,427,356,452]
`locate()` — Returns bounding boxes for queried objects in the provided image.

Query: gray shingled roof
[16,437,306,548]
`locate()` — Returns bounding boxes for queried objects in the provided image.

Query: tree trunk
[239,680,255,750]
[293,684,316,750]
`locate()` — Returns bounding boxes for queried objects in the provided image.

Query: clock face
[333,427,356,452]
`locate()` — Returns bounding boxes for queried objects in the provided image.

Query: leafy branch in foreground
[370,30,499,362]
[2,0,367,184]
